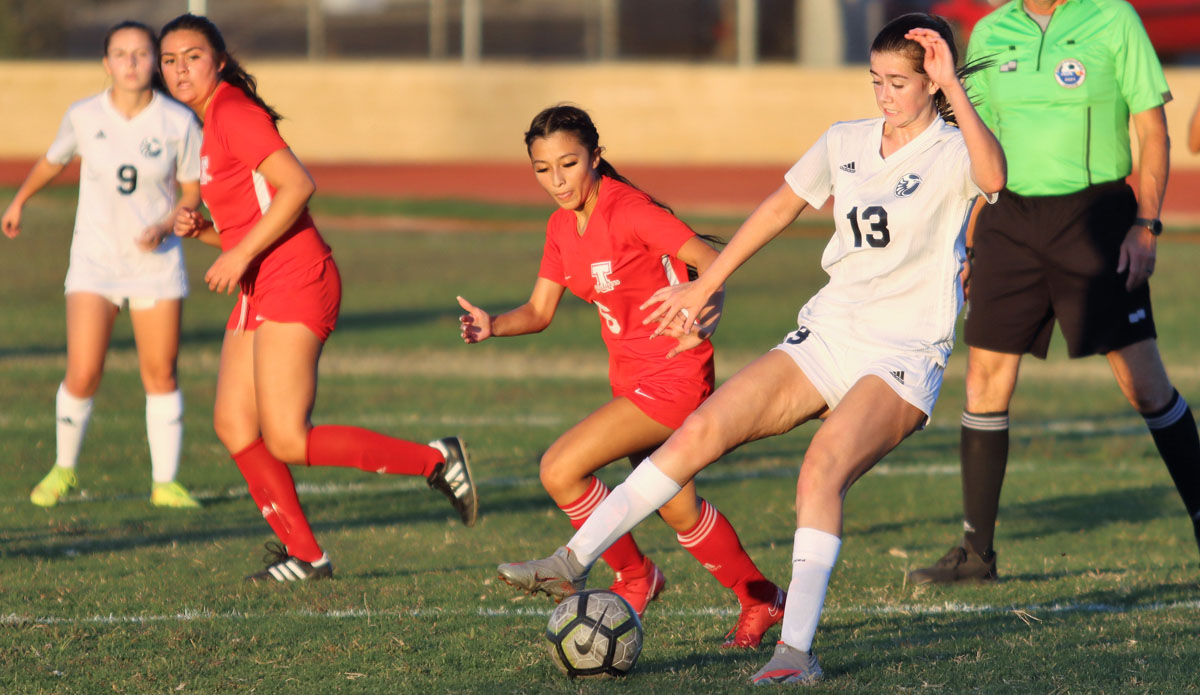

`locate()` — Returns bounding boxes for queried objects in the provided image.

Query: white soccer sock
[55,383,93,470]
[566,458,682,567]
[146,390,184,484]
[780,527,842,653]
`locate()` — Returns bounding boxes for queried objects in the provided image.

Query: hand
[658,313,711,359]
[173,207,209,239]
[135,223,169,252]
[204,249,251,295]
[905,28,958,92]
[1117,224,1157,291]
[639,279,714,338]
[2,203,22,239]
[457,295,493,343]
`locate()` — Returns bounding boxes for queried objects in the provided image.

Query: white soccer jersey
[784,116,996,366]
[48,90,202,298]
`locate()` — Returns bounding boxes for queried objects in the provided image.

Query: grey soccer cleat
[750,642,823,686]
[427,436,478,527]
[907,543,997,585]
[497,546,589,601]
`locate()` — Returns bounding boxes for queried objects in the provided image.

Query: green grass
[2,187,1200,694]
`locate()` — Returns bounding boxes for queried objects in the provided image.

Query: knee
[669,410,720,456]
[62,372,102,399]
[213,410,257,455]
[795,449,847,505]
[656,495,701,531]
[140,364,178,394]
[538,450,577,499]
[262,429,309,466]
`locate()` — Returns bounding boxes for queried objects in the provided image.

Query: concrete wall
[3,61,1198,168]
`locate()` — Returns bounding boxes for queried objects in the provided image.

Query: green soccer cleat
[30,465,78,507]
[151,481,202,509]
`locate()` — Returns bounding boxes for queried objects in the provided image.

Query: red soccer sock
[678,499,778,606]
[560,476,646,575]
[306,425,443,477]
[232,438,323,563]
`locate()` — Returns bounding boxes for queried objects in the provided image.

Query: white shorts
[771,324,945,422]
[65,291,165,311]
[63,239,188,308]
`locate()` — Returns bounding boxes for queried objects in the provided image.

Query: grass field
[2,186,1199,694]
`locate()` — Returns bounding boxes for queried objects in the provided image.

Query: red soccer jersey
[199,82,330,291]
[538,176,715,389]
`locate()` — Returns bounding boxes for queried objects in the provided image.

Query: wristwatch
[1134,217,1163,235]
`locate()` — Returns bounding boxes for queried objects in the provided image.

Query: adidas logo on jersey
[890,370,905,384]
[839,162,856,173]
[94,130,106,139]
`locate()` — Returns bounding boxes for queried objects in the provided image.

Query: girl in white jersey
[1,21,203,509]
[496,14,1006,685]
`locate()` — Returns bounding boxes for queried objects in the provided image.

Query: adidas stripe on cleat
[245,542,334,583]
[427,436,478,527]
[750,642,823,686]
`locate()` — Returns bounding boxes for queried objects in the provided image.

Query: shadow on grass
[0,307,451,360]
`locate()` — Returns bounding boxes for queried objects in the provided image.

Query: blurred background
[1,0,1197,63]
[0,0,1198,219]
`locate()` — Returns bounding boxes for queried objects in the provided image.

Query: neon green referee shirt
[965,0,1172,196]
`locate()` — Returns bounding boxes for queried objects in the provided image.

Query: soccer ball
[545,589,643,678]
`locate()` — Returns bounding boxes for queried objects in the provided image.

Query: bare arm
[458,277,566,343]
[641,183,808,336]
[2,158,67,238]
[203,148,317,294]
[1117,106,1169,291]
[907,28,1006,193]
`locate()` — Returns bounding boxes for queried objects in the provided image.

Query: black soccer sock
[1142,390,1200,544]
[960,411,1010,557]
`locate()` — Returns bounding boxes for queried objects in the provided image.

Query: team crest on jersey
[894,173,922,198]
[590,261,620,293]
[139,137,163,158]
[1054,59,1086,88]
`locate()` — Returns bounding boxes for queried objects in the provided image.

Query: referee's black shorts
[965,180,1156,359]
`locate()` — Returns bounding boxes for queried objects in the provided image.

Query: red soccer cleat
[722,586,786,648]
[609,556,666,617]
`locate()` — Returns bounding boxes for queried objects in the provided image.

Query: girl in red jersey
[157,13,477,582]
[457,105,783,646]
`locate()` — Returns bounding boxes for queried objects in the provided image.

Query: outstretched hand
[905,28,958,92]
[457,295,493,343]
[639,280,712,340]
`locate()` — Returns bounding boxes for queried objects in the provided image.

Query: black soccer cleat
[245,542,334,583]
[427,436,478,527]
[907,542,997,585]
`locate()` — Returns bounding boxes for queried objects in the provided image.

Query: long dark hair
[159,13,283,123]
[103,20,167,94]
[870,13,991,126]
[524,104,724,256]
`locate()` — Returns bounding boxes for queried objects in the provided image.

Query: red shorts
[226,257,341,341]
[612,375,713,429]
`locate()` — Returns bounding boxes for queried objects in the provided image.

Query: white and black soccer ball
[545,589,643,678]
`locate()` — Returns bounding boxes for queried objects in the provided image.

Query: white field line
[3,599,1198,628]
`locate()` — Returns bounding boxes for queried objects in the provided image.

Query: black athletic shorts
[964,180,1156,359]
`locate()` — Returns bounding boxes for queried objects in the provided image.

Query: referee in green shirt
[909,0,1200,583]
